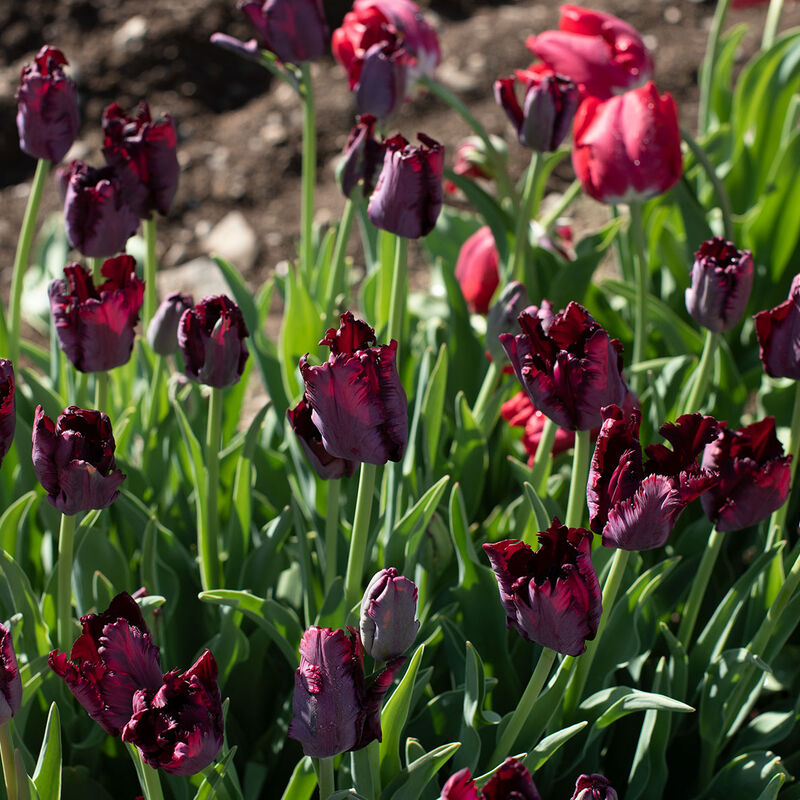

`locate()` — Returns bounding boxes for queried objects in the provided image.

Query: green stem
[766,381,800,548]
[472,361,502,432]
[565,429,591,529]
[343,463,378,618]
[317,756,335,799]
[57,513,76,652]
[94,371,109,413]
[145,355,165,432]
[490,648,556,764]
[387,236,408,346]
[683,330,720,416]
[508,152,542,289]
[762,0,784,49]
[325,479,341,592]
[698,0,732,134]
[301,62,317,277]
[8,158,51,364]
[91,257,104,282]
[0,723,18,800]
[677,526,724,646]
[325,198,356,321]
[539,179,581,232]
[200,387,224,591]
[143,217,158,329]
[530,418,557,495]
[128,744,165,800]
[629,202,649,395]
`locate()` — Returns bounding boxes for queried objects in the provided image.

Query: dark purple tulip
[147,292,194,356]
[287,397,358,480]
[367,133,444,239]
[441,759,542,800]
[238,0,328,63]
[0,622,22,725]
[701,417,792,532]
[360,568,420,661]
[32,405,126,516]
[102,102,180,219]
[441,768,480,800]
[570,774,619,800]
[0,360,16,469]
[355,40,409,118]
[48,593,162,736]
[64,161,139,258]
[178,295,250,388]
[122,650,223,776]
[587,406,720,550]
[340,114,386,199]
[685,237,753,333]
[483,519,601,656]
[299,312,408,465]
[288,626,404,758]
[754,274,800,379]
[49,256,145,373]
[500,300,627,431]
[16,46,80,163]
[209,32,262,63]
[486,281,531,364]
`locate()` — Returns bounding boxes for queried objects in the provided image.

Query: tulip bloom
[32,405,126,516]
[501,391,575,465]
[102,102,180,219]
[527,5,653,100]
[360,568,420,661]
[147,292,194,356]
[701,418,792,532]
[178,295,250,388]
[287,397,358,480]
[367,133,443,239]
[486,281,531,365]
[686,238,754,333]
[122,650,224,775]
[0,623,22,725]
[340,115,386,199]
[48,593,162,736]
[570,774,619,800]
[299,312,408,464]
[239,0,329,64]
[587,406,719,550]
[0,360,16,469]
[455,227,500,314]
[16,46,80,163]
[754,274,800,379]
[572,82,682,205]
[49,256,145,373]
[483,519,602,656]
[441,758,542,800]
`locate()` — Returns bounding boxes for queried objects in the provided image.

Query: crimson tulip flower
[754,273,800,379]
[501,390,575,465]
[455,226,500,315]
[0,623,22,725]
[0,361,15,469]
[441,758,542,800]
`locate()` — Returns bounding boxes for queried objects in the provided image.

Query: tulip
[239,0,328,64]
[572,82,683,205]
[455,227,500,315]
[49,256,145,373]
[48,593,162,735]
[0,623,22,725]
[32,405,125,516]
[63,161,139,257]
[570,774,618,800]
[0,361,16,469]
[486,281,531,365]
[299,312,407,464]
[354,38,409,118]
[500,300,627,431]
[147,292,193,356]
[340,114,386,199]
[527,5,653,100]
[16,46,80,163]
[360,568,420,661]
[122,650,224,775]
[102,102,180,219]
[452,135,501,183]
[287,397,358,480]
[367,133,443,239]
[483,519,601,656]
[686,238,754,333]
[501,390,575,465]
[701,418,792,532]
[441,758,542,800]
[441,768,480,800]
[754,274,800,379]
[178,295,250,388]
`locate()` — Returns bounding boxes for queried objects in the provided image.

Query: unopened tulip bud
[486,282,530,364]
[360,568,420,661]
[570,774,618,800]
[0,623,22,725]
[147,292,194,355]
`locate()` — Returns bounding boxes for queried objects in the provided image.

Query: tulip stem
[145,355,165,432]
[530,417,557,495]
[200,387,224,591]
[8,157,51,364]
[143,217,158,329]
[387,236,408,346]
[565,429,591,529]
[763,0,785,49]
[507,151,542,291]
[324,478,341,592]
[317,756,335,799]
[539,179,581,233]
[677,526,724,647]
[91,257,104,282]
[324,198,356,322]
[343,462,377,619]
[489,647,556,765]
[300,61,317,278]
[472,360,502,433]
[128,744,165,800]
[766,381,800,549]
[683,330,720,416]
[0,723,17,800]
[629,201,649,395]
[94,371,109,413]
[698,0,732,134]
[57,512,76,652]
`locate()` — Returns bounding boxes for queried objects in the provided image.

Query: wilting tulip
[49,256,145,373]
[0,361,16,469]
[239,0,328,63]
[367,133,443,239]
[701,418,792,532]
[360,568,419,661]
[147,292,194,356]
[48,593,162,735]
[122,650,223,775]
[288,626,403,758]
[299,312,408,464]
[686,238,753,333]
[570,774,619,800]
[287,397,358,480]
[63,161,139,257]
[16,46,80,162]
[102,102,179,219]
[340,115,386,199]
[178,295,250,388]
[494,67,579,151]
[0,623,22,725]
[500,300,627,431]
[483,519,601,656]
[501,391,575,465]
[754,274,800,379]
[587,406,719,550]
[32,405,125,516]
[486,281,531,364]
[455,227,500,315]
[527,5,653,100]
[441,758,542,800]
[572,82,682,205]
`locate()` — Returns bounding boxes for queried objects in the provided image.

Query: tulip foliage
[4,3,800,800]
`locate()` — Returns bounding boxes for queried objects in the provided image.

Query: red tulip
[455,227,500,315]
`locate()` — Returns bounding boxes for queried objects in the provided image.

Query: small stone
[157,257,230,300]
[203,211,258,271]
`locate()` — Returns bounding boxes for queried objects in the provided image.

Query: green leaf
[456,641,500,773]
[280,264,323,400]
[280,757,317,800]
[524,722,587,773]
[32,702,61,800]
[0,491,36,558]
[580,686,693,737]
[385,742,461,800]
[420,344,448,475]
[448,393,487,520]
[0,547,52,658]
[522,482,550,535]
[193,747,241,800]
[701,751,787,800]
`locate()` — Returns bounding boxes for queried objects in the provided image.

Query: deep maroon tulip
[287,397,358,480]
[502,390,575,465]
[486,281,531,364]
[441,759,542,800]
[64,161,139,257]
[49,256,144,373]
[288,626,404,758]
[754,274,800,379]
[299,312,408,465]
[686,238,753,333]
[483,519,601,656]
[455,227,500,315]
[340,115,387,199]
[360,568,420,661]
[0,623,22,725]
[0,361,16,469]
[570,774,619,800]
[500,300,627,431]
[367,133,443,239]
[32,405,125,516]
[239,0,328,63]
[16,46,80,162]
[122,650,223,775]
[441,768,480,800]
[355,37,409,118]
[102,102,179,219]
[48,593,162,736]
[178,295,250,388]
[147,292,194,356]
[701,418,792,532]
